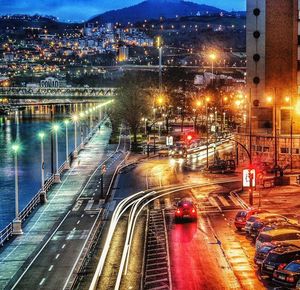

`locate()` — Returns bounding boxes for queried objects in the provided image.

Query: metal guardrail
[0,118,108,246]
[0,223,13,246]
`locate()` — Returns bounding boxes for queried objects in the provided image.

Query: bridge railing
[0,117,108,246]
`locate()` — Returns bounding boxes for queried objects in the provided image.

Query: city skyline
[1,0,246,22]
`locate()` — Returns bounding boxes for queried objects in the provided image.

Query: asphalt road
[10,130,130,290]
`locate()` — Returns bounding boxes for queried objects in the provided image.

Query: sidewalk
[0,123,113,289]
[239,184,300,218]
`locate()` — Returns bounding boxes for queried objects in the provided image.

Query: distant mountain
[89,0,225,24]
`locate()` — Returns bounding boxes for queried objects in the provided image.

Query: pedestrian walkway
[0,123,113,290]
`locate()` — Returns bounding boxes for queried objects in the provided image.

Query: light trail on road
[89,177,240,290]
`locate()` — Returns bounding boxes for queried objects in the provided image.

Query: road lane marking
[77,220,81,225]
[62,244,66,249]
[81,214,84,218]
[11,210,71,290]
[39,278,46,286]
[48,265,54,272]
[55,254,60,260]
[72,227,76,231]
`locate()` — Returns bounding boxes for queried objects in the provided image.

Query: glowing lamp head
[209,53,217,61]
[12,144,20,153]
[64,119,70,125]
[72,115,79,122]
[52,124,59,132]
[38,132,45,139]
[266,96,273,104]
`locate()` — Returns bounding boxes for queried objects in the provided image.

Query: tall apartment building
[240,0,300,168]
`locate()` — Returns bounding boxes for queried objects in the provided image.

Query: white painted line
[55,254,60,260]
[84,199,94,211]
[81,214,84,218]
[77,220,80,225]
[72,227,76,231]
[11,210,72,290]
[217,195,230,207]
[229,195,240,207]
[39,278,46,286]
[48,265,54,272]
[62,244,66,249]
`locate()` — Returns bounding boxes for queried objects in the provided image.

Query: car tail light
[191,208,196,213]
[176,209,181,214]
[286,276,295,283]
[278,263,287,270]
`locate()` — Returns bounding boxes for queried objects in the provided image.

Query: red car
[175,199,197,222]
[234,208,267,231]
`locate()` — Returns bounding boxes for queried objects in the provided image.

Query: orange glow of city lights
[266,96,273,103]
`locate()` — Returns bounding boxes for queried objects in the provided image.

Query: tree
[113,72,153,151]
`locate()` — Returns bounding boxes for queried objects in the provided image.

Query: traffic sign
[243,169,256,187]
[166,136,174,146]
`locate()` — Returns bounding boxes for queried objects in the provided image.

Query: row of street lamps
[10,100,112,235]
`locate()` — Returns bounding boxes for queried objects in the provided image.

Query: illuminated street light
[72,114,79,158]
[11,143,23,235]
[209,53,217,86]
[64,119,70,169]
[38,132,47,203]
[52,124,61,183]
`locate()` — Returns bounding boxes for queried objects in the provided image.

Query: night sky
[0,0,245,22]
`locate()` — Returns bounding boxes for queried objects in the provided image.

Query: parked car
[245,213,281,235]
[234,208,266,231]
[256,228,300,250]
[273,260,300,288]
[254,241,300,266]
[174,199,197,223]
[250,216,294,240]
[261,245,300,277]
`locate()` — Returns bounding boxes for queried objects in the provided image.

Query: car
[250,216,293,240]
[234,208,266,231]
[208,159,236,173]
[273,260,300,288]
[256,228,300,250]
[175,199,197,223]
[254,242,285,266]
[255,241,300,266]
[261,245,300,277]
[244,212,278,235]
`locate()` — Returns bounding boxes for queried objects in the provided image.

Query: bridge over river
[0,87,116,100]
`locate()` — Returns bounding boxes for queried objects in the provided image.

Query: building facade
[242,0,300,168]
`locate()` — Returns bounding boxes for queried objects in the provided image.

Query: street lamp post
[267,90,278,175]
[38,132,47,203]
[209,53,217,86]
[12,144,23,235]
[205,97,210,169]
[53,124,61,183]
[73,114,78,158]
[64,119,70,169]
